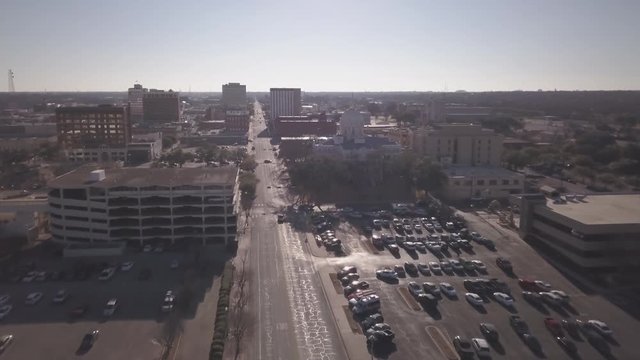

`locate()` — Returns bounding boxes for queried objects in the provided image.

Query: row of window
[452,179,520,186]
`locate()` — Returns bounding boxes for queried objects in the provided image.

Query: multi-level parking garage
[47,166,238,247]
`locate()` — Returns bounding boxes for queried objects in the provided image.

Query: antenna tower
[8,69,15,92]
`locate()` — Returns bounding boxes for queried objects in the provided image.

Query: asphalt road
[245,102,346,360]
[315,211,640,360]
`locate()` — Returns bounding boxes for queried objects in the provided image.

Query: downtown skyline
[1,0,639,92]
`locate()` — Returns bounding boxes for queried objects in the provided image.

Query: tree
[239,156,257,172]
[162,136,176,149]
[412,158,448,195]
[572,166,595,184]
[367,102,381,117]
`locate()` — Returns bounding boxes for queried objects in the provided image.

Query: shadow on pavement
[490,340,506,355]
[369,341,397,358]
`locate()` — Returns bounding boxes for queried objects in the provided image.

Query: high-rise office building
[127,84,147,122]
[270,88,301,120]
[222,83,247,109]
[143,89,180,123]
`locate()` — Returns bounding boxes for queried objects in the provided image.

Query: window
[66,216,89,222]
[489,180,497,185]
[502,179,509,185]
[477,179,485,185]
[513,179,520,185]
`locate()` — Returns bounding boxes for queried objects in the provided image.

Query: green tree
[239,156,257,172]
[162,136,176,149]
[412,158,448,195]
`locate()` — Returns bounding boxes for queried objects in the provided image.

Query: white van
[351,295,381,315]
[472,338,490,357]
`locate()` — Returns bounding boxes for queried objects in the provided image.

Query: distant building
[225,109,250,133]
[411,124,503,167]
[313,109,402,160]
[47,166,238,246]
[272,114,337,137]
[513,193,640,270]
[222,83,247,109]
[421,100,446,125]
[270,88,301,120]
[143,89,180,123]
[443,166,524,201]
[127,84,147,122]
[57,105,130,149]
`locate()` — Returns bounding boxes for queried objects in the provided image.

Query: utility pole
[8,69,15,92]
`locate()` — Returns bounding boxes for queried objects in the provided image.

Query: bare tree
[230,253,251,360]
[158,312,184,359]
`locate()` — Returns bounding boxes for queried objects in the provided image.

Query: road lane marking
[397,287,422,311]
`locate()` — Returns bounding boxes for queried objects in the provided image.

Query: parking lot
[0,246,225,360]
[319,206,640,360]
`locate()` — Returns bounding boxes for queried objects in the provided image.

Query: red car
[544,317,564,336]
[519,279,544,292]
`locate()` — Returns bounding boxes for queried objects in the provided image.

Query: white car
[440,261,452,273]
[98,268,115,281]
[161,291,175,312]
[470,232,482,241]
[550,290,570,303]
[120,261,134,271]
[22,271,37,283]
[52,290,68,304]
[465,293,483,306]
[535,280,552,291]
[588,320,613,336]
[428,262,442,273]
[439,282,457,297]
[540,292,563,306]
[103,298,118,316]
[471,337,491,357]
[471,260,487,272]
[143,245,152,252]
[0,305,12,319]
[493,292,514,307]
[0,295,9,305]
[25,292,43,305]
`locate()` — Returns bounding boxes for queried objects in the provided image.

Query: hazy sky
[1,0,639,92]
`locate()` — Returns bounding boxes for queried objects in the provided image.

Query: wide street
[244,102,346,360]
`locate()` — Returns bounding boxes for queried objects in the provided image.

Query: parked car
[0,305,12,320]
[376,268,398,281]
[360,313,384,330]
[103,298,118,316]
[523,334,542,353]
[479,323,499,342]
[0,295,9,305]
[587,320,613,337]
[417,263,431,275]
[453,336,474,357]
[471,260,487,273]
[52,290,69,304]
[423,282,441,297]
[509,315,529,336]
[439,282,456,297]
[496,257,513,273]
[428,262,442,274]
[98,268,115,281]
[120,261,134,271]
[550,290,570,303]
[161,291,175,312]
[404,262,418,275]
[545,317,564,336]
[337,266,357,279]
[522,291,543,305]
[493,292,514,307]
[471,338,491,357]
[394,265,406,277]
[465,293,483,306]
[556,336,578,355]
[25,292,43,305]
[408,282,425,297]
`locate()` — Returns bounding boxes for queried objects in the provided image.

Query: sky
[1,0,639,92]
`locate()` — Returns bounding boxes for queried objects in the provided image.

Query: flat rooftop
[545,194,640,225]
[444,166,522,178]
[49,165,237,188]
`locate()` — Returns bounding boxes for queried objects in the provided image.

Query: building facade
[128,84,147,122]
[273,114,337,137]
[443,166,524,201]
[56,105,131,154]
[47,166,238,246]
[513,193,640,270]
[270,88,301,120]
[224,109,250,133]
[143,89,180,123]
[411,124,503,166]
[222,83,247,108]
